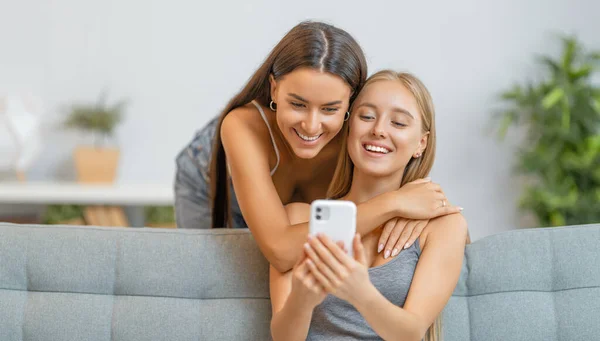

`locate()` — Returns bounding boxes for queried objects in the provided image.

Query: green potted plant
[144,205,176,228]
[64,92,127,183]
[42,204,85,225]
[494,35,600,227]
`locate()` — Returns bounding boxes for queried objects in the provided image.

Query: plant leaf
[542,87,565,109]
[561,36,578,72]
[561,104,571,131]
[497,112,514,139]
[537,56,561,77]
[549,211,566,226]
[569,64,593,81]
[592,96,600,115]
[501,85,523,102]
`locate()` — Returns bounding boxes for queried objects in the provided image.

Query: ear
[269,74,278,103]
[415,131,429,157]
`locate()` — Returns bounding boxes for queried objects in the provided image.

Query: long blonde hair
[327,70,437,198]
[326,70,442,341]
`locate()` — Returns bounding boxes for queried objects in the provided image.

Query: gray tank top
[307,238,421,340]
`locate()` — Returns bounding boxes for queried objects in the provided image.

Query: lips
[363,143,391,154]
[294,128,322,142]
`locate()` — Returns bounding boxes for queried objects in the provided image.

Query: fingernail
[459,207,464,211]
[304,243,310,250]
[391,248,399,257]
[404,242,411,249]
[307,234,313,240]
[384,250,391,259]
[378,244,384,253]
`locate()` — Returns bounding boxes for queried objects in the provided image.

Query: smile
[294,129,322,142]
[364,144,391,154]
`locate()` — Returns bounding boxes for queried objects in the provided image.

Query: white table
[0,182,174,226]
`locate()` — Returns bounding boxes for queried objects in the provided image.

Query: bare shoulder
[284,203,311,225]
[221,102,276,160]
[221,102,270,136]
[421,213,468,248]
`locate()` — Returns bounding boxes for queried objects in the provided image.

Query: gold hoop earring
[269,101,277,112]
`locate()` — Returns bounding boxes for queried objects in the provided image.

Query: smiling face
[270,67,353,159]
[347,79,429,178]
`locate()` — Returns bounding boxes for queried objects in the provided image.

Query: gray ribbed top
[307,238,421,340]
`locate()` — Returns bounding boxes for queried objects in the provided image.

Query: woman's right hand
[395,178,463,220]
[290,251,327,309]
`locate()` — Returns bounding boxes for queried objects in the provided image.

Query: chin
[353,160,396,178]
[291,136,332,159]
[293,147,321,159]
[359,168,391,178]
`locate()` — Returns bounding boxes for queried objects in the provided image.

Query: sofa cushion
[444,224,600,341]
[0,224,271,341]
[2,222,599,341]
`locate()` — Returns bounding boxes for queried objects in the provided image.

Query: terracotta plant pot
[56,218,86,226]
[73,146,120,183]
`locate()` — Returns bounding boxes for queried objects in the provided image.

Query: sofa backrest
[1,223,599,341]
[0,224,271,341]
[444,223,600,341]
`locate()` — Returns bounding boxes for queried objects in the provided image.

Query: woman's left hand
[378,218,430,259]
[304,233,372,306]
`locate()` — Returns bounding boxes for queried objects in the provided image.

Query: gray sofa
[1,222,599,341]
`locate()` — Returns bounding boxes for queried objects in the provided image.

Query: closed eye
[359,114,375,120]
[322,107,339,113]
[290,102,306,108]
[392,121,407,127]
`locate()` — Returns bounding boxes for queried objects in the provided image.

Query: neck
[344,167,405,259]
[344,167,404,205]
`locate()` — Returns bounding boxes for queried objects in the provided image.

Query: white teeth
[365,144,390,154]
[296,130,320,141]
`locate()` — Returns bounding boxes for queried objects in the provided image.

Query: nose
[371,120,387,139]
[301,110,321,136]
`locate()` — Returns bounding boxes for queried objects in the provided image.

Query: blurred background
[1,0,598,240]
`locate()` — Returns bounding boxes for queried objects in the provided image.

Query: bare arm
[269,266,316,341]
[352,214,468,340]
[222,112,403,272]
[270,203,318,341]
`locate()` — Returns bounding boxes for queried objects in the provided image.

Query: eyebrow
[288,93,343,106]
[357,102,414,119]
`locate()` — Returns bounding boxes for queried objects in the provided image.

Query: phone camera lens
[316,215,321,220]
[316,207,322,213]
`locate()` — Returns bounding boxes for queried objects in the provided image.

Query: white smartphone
[309,200,357,257]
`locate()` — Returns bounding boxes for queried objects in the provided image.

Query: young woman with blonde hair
[270,70,468,340]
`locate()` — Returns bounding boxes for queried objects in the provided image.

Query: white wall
[2,0,599,240]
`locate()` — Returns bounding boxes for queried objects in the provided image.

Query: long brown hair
[209,21,367,228]
[326,70,441,341]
